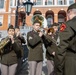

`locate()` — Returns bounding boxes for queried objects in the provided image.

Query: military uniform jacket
[1,37,23,65]
[55,16,76,75]
[27,30,43,61]
[16,35,26,44]
[42,35,57,60]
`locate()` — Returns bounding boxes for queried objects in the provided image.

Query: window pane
[0,32,2,38]
[47,0,53,5]
[36,0,42,5]
[0,0,4,8]
[10,0,16,6]
[58,0,63,5]
[47,15,53,27]
[10,0,13,6]
[8,16,11,26]
[58,0,67,5]
[0,15,3,26]
[69,0,75,5]
[64,0,67,5]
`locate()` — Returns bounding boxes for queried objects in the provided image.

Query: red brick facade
[0,0,76,30]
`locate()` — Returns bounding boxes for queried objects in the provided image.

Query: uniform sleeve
[45,35,56,44]
[27,32,41,47]
[45,35,52,42]
[47,43,57,55]
[18,36,26,44]
[12,39,23,58]
[41,35,51,48]
[45,35,57,55]
[55,24,74,75]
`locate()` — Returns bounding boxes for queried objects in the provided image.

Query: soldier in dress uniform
[51,23,59,40]
[0,25,23,75]
[42,27,57,75]
[54,3,76,75]
[27,14,44,75]
[15,26,26,45]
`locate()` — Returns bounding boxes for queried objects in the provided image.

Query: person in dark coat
[0,25,23,75]
[54,3,76,75]
[27,14,44,75]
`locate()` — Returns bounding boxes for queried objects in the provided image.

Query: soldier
[27,14,44,75]
[54,3,76,75]
[51,23,59,40]
[42,27,57,75]
[15,26,26,44]
[51,23,60,46]
[0,25,23,75]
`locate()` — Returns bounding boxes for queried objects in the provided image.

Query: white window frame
[9,0,15,12]
[0,15,3,26]
[16,0,17,6]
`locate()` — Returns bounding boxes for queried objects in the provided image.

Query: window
[0,32,2,38]
[58,0,67,5]
[10,0,16,6]
[69,0,75,5]
[36,0,43,5]
[0,15,3,26]
[58,14,65,24]
[8,16,11,26]
[47,0,54,5]
[58,0,63,5]
[46,15,53,27]
[64,0,67,5]
[0,0,4,8]
[10,0,13,6]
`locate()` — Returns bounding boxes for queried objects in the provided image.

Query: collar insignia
[60,23,66,32]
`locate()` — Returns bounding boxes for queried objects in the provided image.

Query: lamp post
[15,0,33,28]
[15,0,19,28]
[23,0,33,16]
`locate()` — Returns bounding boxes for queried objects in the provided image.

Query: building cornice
[33,5,68,8]
[10,5,69,9]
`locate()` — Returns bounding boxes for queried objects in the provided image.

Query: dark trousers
[28,61,43,75]
[64,56,76,75]
[1,64,17,75]
[15,59,29,75]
